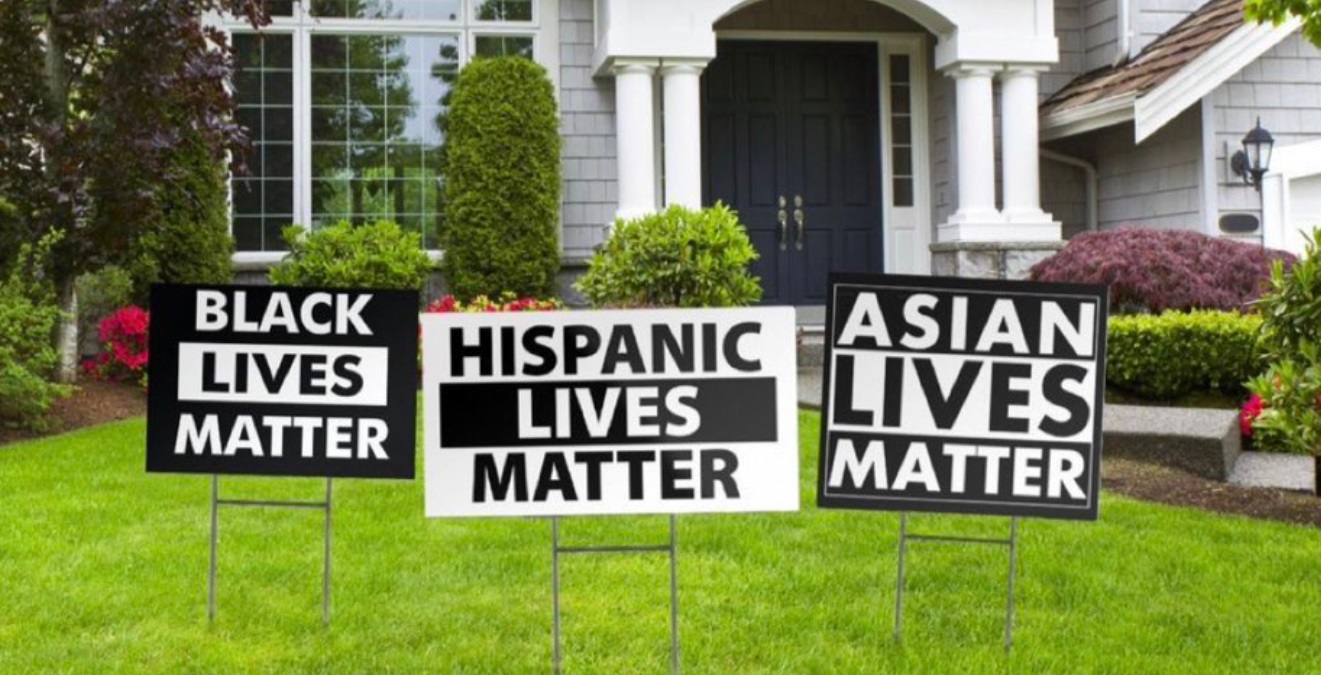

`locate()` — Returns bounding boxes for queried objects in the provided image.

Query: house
[221,0,1321,305]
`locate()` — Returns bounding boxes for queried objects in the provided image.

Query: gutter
[1040,148,1099,232]
[1113,0,1132,67]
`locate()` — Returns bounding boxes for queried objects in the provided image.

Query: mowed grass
[2,412,1321,673]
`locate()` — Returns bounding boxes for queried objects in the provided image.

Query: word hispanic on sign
[422,308,799,517]
[817,274,1108,520]
[147,284,419,479]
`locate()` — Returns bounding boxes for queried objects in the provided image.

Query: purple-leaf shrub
[1029,228,1295,314]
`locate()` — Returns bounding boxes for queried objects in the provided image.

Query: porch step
[1102,405,1240,481]
[797,329,825,368]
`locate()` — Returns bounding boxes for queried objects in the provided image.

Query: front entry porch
[594,0,1063,296]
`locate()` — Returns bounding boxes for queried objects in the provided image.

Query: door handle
[793,195,804,251]
[777,196,788,251]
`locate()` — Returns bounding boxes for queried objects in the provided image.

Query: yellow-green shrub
[1107,310,1263,400]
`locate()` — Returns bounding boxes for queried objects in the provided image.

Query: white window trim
[226,0,560,265]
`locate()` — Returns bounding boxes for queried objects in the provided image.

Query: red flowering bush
[1241,393,1265,439]
[1030,228,1294,314]
[426,292,562,313]
[83,306,149,388]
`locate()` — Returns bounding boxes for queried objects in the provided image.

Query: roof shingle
[1041,0,1247,116]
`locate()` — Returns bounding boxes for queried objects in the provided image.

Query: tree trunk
[55,276,78,384]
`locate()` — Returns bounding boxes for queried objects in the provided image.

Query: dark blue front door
[702,40,883,306]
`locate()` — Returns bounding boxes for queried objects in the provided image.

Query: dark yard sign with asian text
[147,284,418,479]
[817,274,1108,520]
[422,308,799,517]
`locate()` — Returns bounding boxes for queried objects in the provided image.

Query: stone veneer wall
[930,241,1065,280]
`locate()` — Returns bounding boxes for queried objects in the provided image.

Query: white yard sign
[422,308,799,517]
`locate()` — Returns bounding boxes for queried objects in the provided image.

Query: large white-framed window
[224,0,557,262]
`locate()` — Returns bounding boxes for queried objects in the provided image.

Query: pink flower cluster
[1240,393,1264,437]
[426,293,562,313]
[83,306,149,385]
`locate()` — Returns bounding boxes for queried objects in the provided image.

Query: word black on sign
[817,273,1108,520]
[147,284,419,479]
[422,307,799,517]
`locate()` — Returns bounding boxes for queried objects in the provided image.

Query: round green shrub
[1249,229,1321,454]
[576,204,762,308]
[1107,310,1264,401]
[440,56,561,299]
[269,220,434,291]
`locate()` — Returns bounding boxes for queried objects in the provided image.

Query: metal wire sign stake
[208,475,335,625]
[144,285,420,626]
[551,515,680,674]
[894,513,1019,651]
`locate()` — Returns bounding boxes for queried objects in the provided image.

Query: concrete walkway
[796,367,1313,493]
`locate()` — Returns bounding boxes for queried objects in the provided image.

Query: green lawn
[2,412,1320,673]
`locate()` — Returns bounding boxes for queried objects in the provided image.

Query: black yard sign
[817,273,1108,520]
[146,284,419,479]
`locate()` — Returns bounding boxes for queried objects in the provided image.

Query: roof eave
[1041,94,1137,141]
[1133,17,1300,143]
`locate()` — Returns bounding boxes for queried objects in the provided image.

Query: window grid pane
[889,54,914,207]
[310,33,457,249]
[310,0,462,21]
[474,34,534,59]
[232,33,296,252]
[473,0,532,21]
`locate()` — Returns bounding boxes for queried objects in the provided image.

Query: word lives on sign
[422,308,799,517]
[818,274,1108,520]
[147,284,419,479]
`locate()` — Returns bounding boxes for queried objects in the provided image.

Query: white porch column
[613,59,660,220]
[999,66,1058,237]
[660,59,707,209]
[943,65,1002,240]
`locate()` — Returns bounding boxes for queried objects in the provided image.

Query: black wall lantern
[1231,118,1275,191]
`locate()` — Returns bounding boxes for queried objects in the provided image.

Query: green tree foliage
[269,221,434,292]
[0,0,266,378]
[440,56,561,299]
[1249,229,1321,454]
[1246,0,1321,46]
[576,204,763,308]
[0,232,72,430]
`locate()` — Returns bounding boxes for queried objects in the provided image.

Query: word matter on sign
[147,284,419,479]
[817,274,1108,521]
[422,308,800,517]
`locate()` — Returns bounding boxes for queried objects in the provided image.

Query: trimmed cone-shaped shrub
[440,56,561,299]
[1029,228,1294,314]
[98,128,234,301]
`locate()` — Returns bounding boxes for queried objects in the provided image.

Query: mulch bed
[1103,458,1321,528]
[0,380,145,447]
[4,384,1321,527]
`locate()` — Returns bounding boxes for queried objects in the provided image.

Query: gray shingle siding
[1134,0,1207,55]
[559,0,616,263]
[1046,0,1087,101]
[931,74,953,228]
[1095,107,1203,230]
[1085,0,1120,72]
[1210,33,1321,236]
